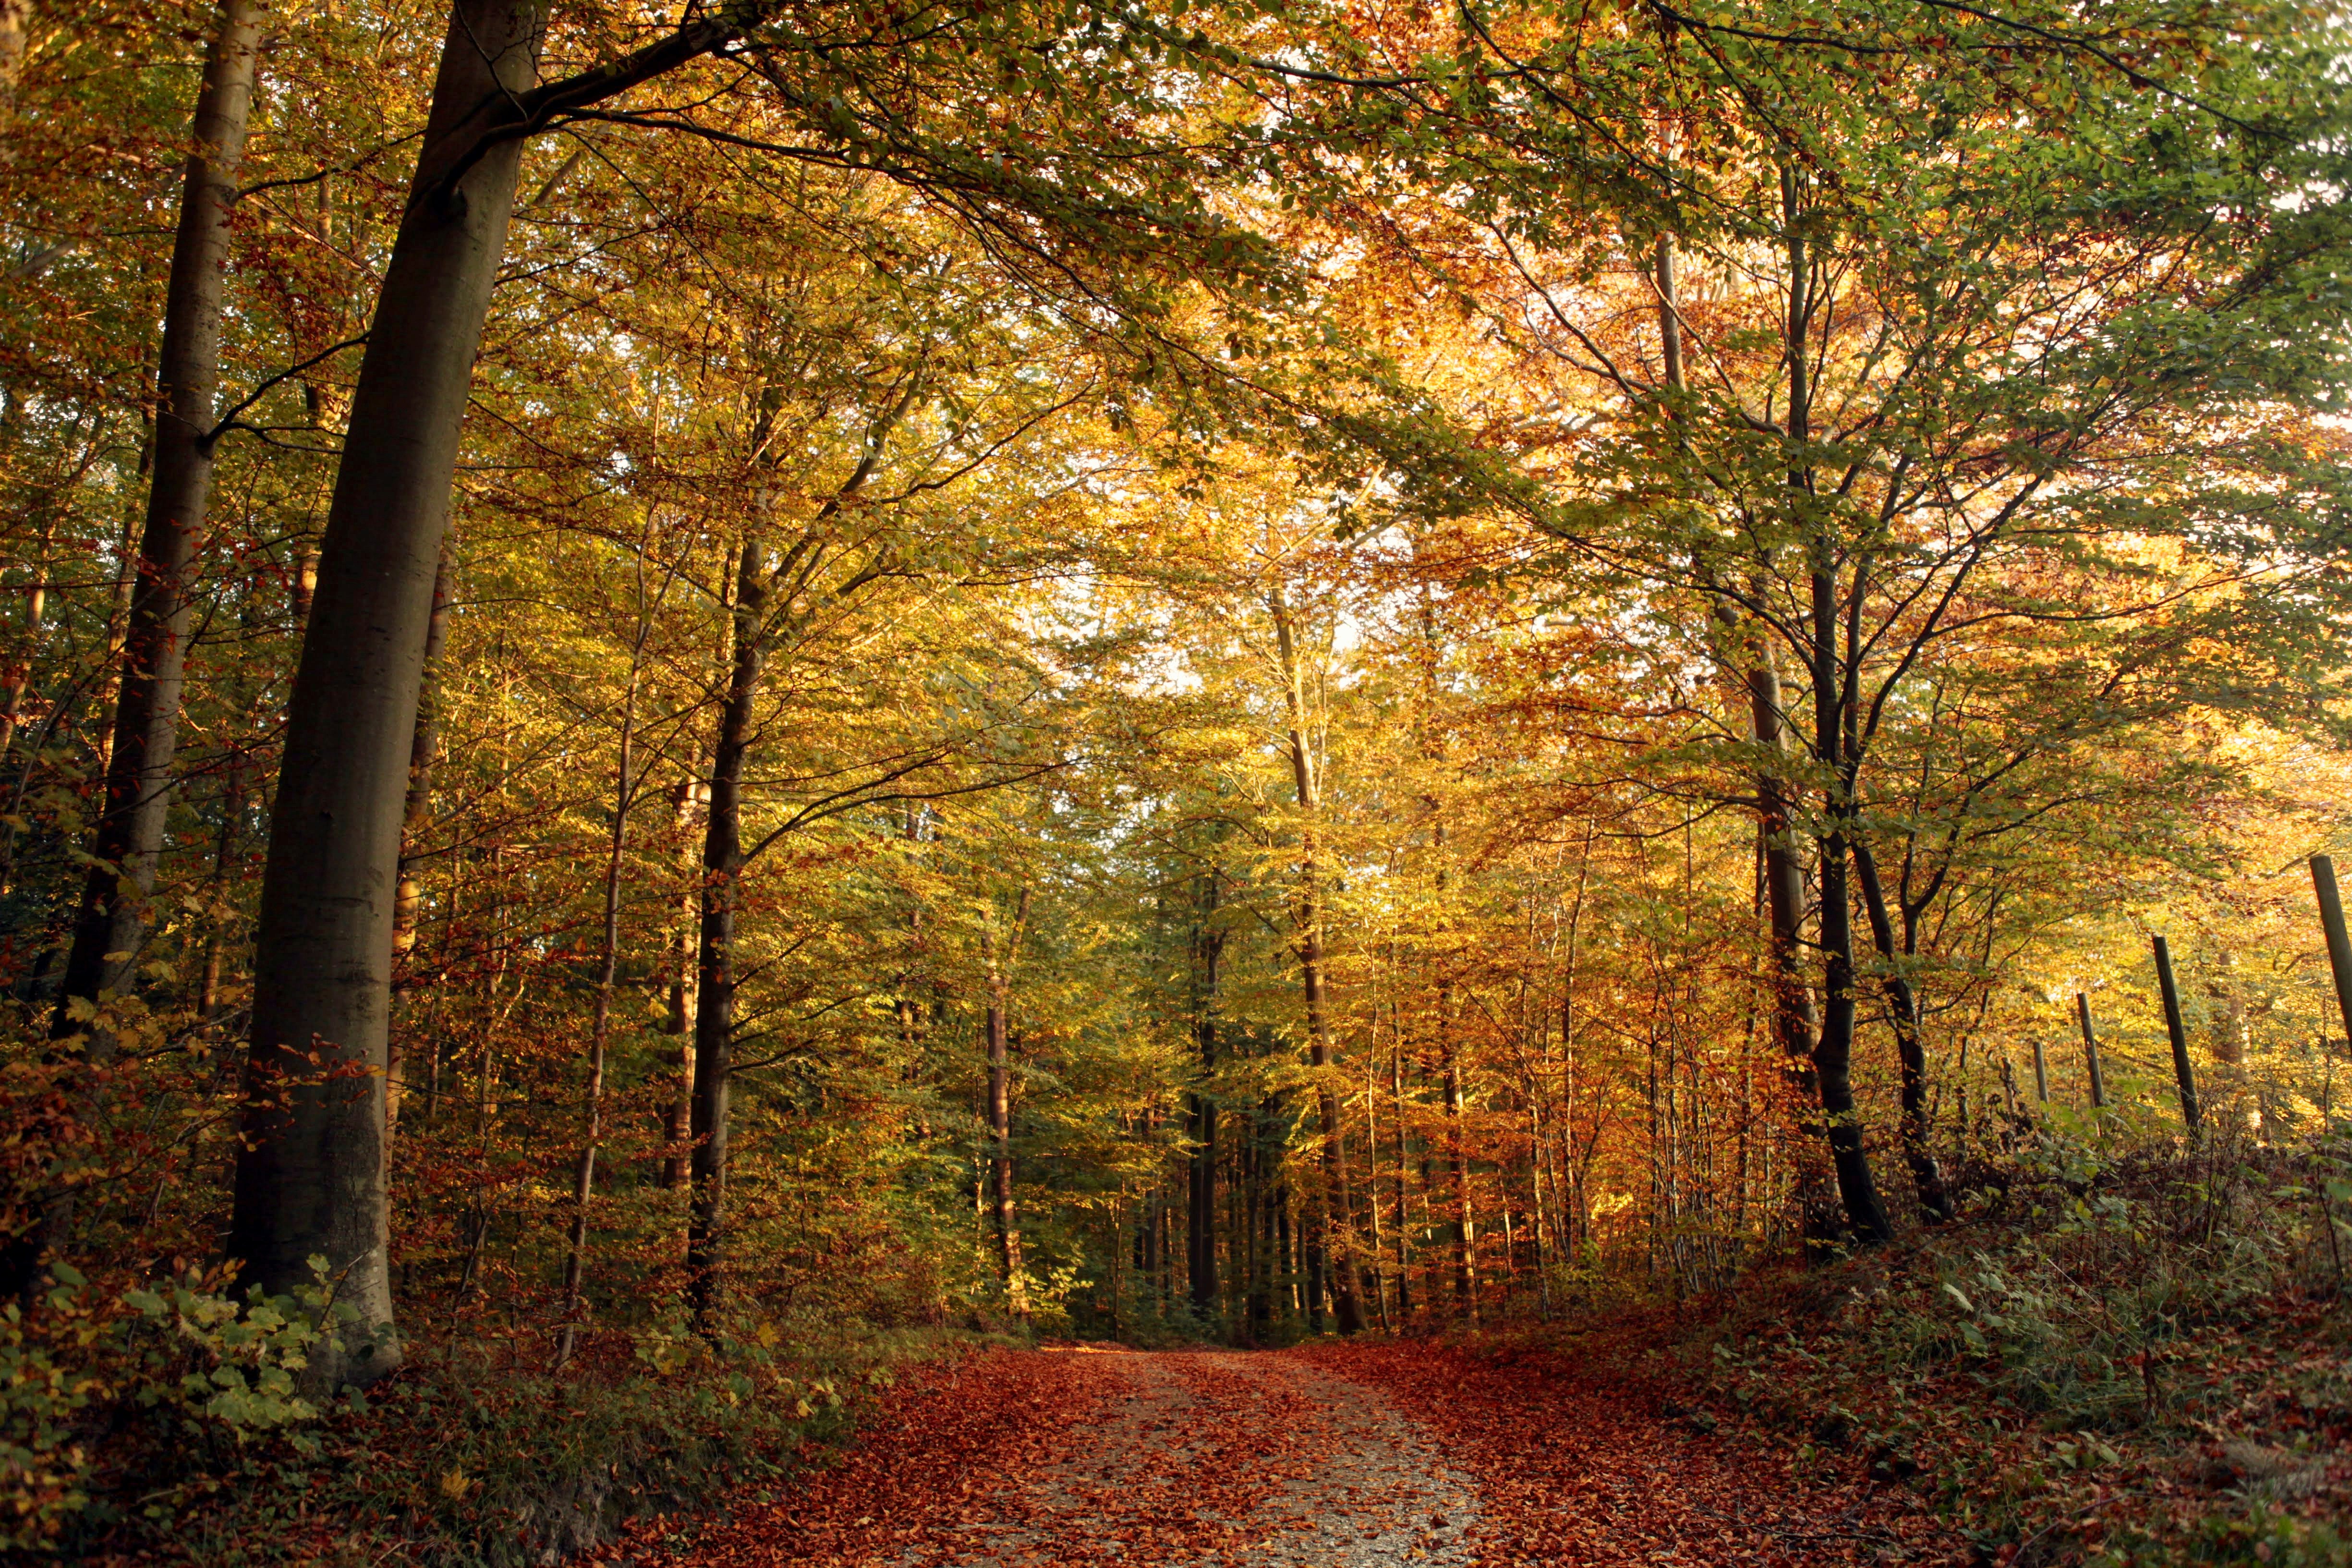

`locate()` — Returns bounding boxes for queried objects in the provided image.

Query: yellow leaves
[439,1468,473,1500]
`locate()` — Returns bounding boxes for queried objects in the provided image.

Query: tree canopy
[1,0,2350,1548]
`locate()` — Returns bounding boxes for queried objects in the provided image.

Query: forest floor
[636,1335,1959,1568]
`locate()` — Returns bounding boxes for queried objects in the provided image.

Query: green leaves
[122,1272,335,1435]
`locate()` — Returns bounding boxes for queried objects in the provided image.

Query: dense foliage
[1,0,2349,1558]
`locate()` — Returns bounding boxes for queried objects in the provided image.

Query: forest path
[648,1341,1953,1568]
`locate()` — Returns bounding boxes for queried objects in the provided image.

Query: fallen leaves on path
[643,1337,1962,1568]
[633,1346,1120,1568]
[1298,1336,1966,1566]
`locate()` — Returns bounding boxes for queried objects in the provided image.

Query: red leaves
[637,1347,1122,1568]
[652,1337,1958,1568]
[1299,1338,1964,1566]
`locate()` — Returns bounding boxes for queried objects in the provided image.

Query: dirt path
[644,1343,1955,1568]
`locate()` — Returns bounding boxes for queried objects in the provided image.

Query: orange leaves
[637,1347,1121,1568]
[649,1339,1957,1568]
[1297,1339,1963,1566]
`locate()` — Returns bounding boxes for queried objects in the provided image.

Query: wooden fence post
[2314,856,2352,1054]
[2077,993,2107,1110]
[2152,935,2203,1138]
[2032,1037,2050,1103]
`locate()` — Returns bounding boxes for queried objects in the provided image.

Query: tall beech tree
[231,0,548,1382]
[224,0,1286,1374]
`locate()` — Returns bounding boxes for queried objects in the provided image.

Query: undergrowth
[1662,1118,2352,1566]
[7,1273,1008,1565]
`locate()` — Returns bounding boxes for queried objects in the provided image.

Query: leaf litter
[640,1335,1958,1568]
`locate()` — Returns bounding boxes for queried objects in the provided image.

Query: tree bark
[1851,839,1952,1222]
[1786,167,1891,1246]
[1390,1030,1412,1321]
[679,389,909,1334]
[896,803,928,1056]
[1440,1025,1479,1324]
[1811,695,1891,1241]
[195,762,245,1021]
[0,0,25,101]
[662,779,704,1189]
[1663,226,1838,1248]
[686,538,763,1337]
[1746,666,1840,1249]
[1655,232,1685,392]
[0,0,266,1304]
[0,515,51,765]
[230,0,547,1387]
[386,547,452,1141]
[54,0,263,1037]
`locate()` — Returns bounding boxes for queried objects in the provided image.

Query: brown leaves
[650,1337,1959,1568]
[1299,1337,1965,1567]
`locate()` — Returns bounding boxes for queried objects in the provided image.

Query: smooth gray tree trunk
[386,547,451,1142]
[230,0,546,1388]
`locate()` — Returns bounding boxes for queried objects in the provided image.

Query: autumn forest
[4,0,2352,1561]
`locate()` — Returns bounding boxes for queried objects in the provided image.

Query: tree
[225,0,1290,1376]
[0,0,264,1299]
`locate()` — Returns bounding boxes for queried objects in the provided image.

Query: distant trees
[0,0,2344,1495]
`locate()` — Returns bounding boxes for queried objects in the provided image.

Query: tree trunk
[1786,167,1891,1247]
[896,803,928,1056]
[53,0,262,1036]
[195,763,245,1021]
[557,579,646,1363]
[1242,1106,1268,1338]
[231,0,546,1387]
[1746,669,1840,1250]
[0,515,52,767]
[1390,1031,1412,1322]
[386,547,452,1141]
[678,390,908,1330]
[984,887,1030,1303]
[1365,1030,1391,1331]
[1811,801,1892,1240]
[686,538,762,1336]
[1268,584,1363,1336]
[1811,772,1891,1240]
[1188,872,1221,1316]
[663,778,705,1189]
[1851,839,1952,1222]
[1665,222,1838,1253]
[1441,1027,1479,1324]
[0,0,25,100]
